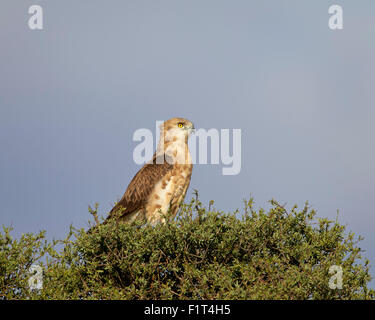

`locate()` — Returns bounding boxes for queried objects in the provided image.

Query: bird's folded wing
[106,153,174,221]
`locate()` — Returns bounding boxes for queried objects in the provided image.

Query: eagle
[106,117,195,226]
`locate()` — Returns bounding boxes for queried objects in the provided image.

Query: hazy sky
[1,1,374,288]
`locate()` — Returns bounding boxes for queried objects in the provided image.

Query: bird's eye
[177,122,184,128]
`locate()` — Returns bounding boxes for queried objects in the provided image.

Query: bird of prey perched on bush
[106,117,195,226]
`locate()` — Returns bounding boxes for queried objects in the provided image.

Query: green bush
[1,195,374,300]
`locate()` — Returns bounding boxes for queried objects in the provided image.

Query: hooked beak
[189,123,195,135]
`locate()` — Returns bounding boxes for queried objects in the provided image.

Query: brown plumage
[106,117,194,225]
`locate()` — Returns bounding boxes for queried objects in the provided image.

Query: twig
[88,203,100,226]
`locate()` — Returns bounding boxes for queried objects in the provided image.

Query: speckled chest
[145,163,192,224]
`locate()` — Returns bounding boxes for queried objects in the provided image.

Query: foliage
[0,195,374,300]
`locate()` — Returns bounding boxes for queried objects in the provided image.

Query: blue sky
[1,1,374,289]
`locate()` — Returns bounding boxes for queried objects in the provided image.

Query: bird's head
[161,117,195,143]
